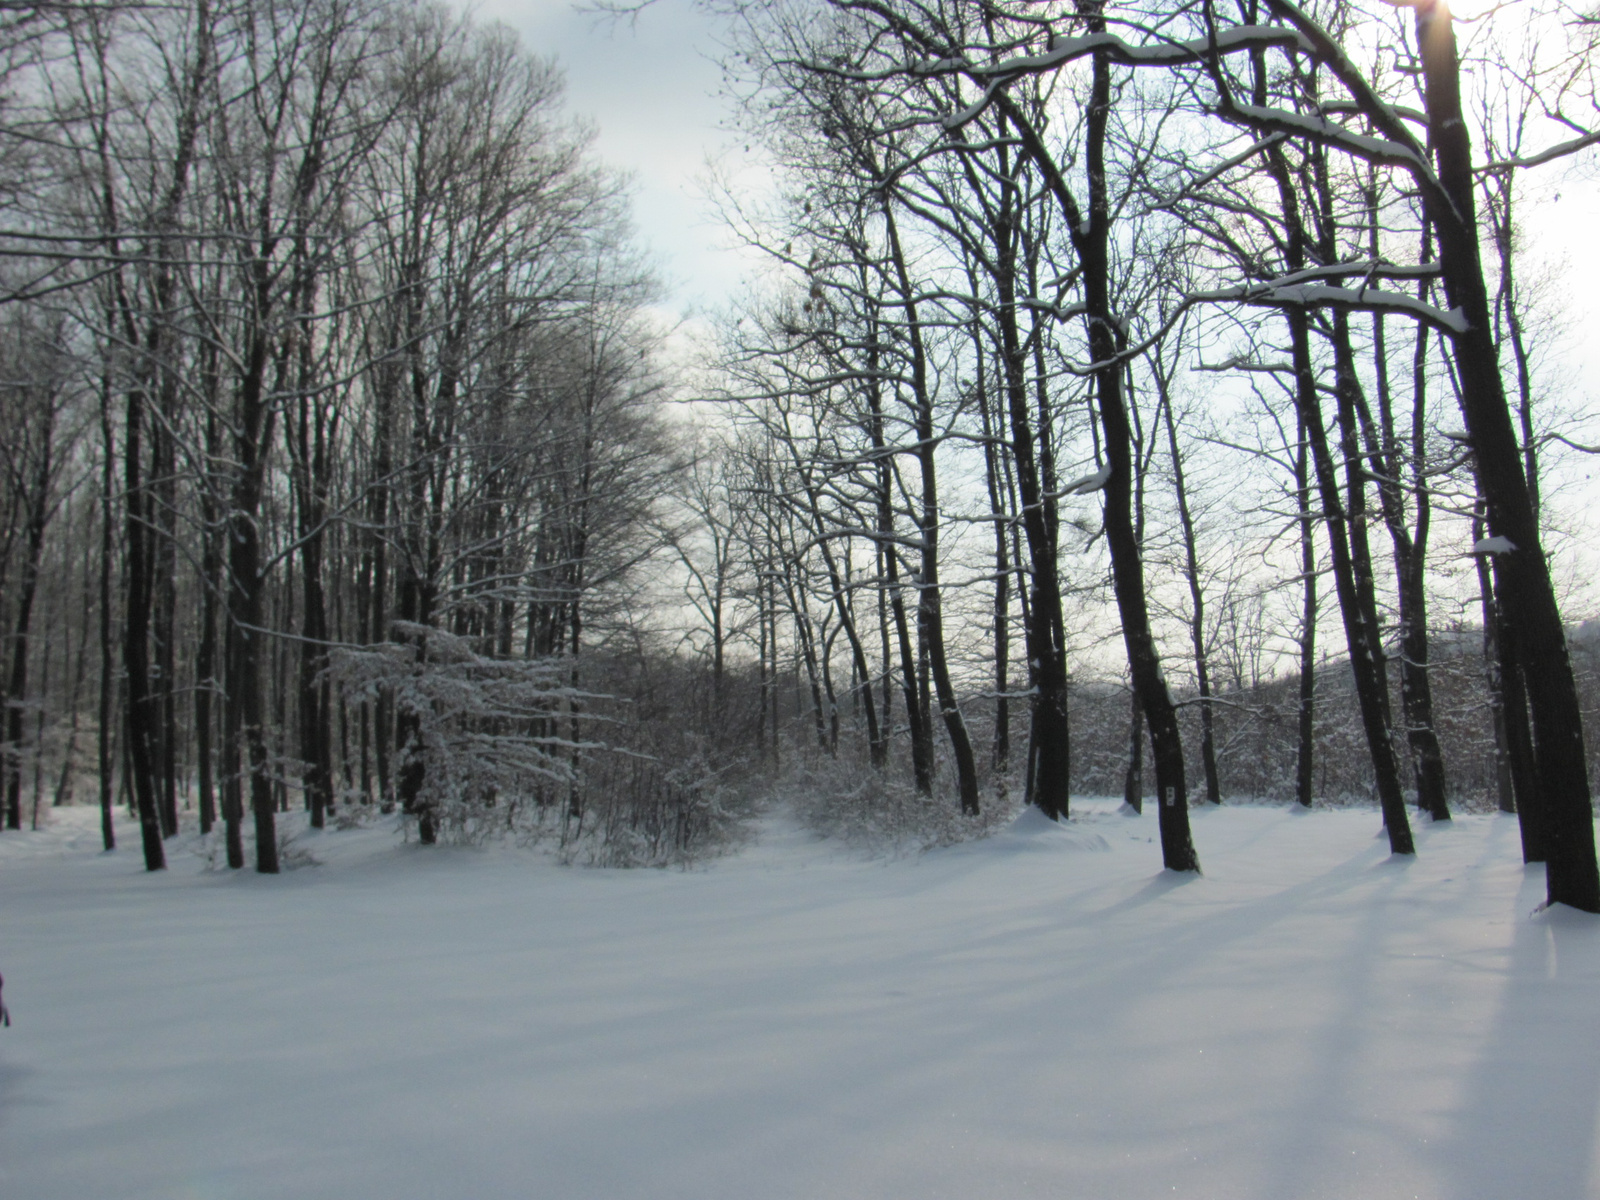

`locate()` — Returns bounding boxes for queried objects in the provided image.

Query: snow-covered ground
[1,800,1596,1200]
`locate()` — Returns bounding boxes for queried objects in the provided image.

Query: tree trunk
[122,382,167,870]
[1123,694,1144,814]
[1473,504,1515,814]
[226,316,280,874]
[1415,2,1596,908]
[195,395,221,836]
[1258,116,1412,853]
[290,386,335,830]
[1159,381,1220,804]
[1287,306,1413,854]
[1358,210,1449,821]
[1074,35,1197,871]
[4,404,51,832]
[97,377,116,852]
[1295,409,1317,809]
[883,206,980,814]
[988,120,1070,818]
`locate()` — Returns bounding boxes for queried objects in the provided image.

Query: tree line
[0,0,680,871]
[3,0,1600,908]
[671,0,1600,907]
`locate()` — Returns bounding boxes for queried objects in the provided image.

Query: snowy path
[1,801,1597,1200]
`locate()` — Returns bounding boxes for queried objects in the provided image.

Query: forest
[2,0,1600,910]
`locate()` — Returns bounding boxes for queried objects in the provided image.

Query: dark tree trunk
[52,525,93,810]
[393,556,433,840]
[97,377,116,851]
[1287,305,1413,854]
[122,383,167,870]
[1159,380,1220,804]
[862,275,930,794]
[1358,212,1449,821]
[1123,695,1144,814]
[1473,505,1516,814]
[987,112,1070,818]
[817,536,884,768]
[4,413,50,832]
[152,409,178,839]
[1497,605,1546,863]
[1415,3,1596,908]
[289,383,335,830]
[225,316,280,874]
[1070,34,1197,870]
[1295,410,1317,809]
[882,206,980,814]
[1329,313,1412,821]
[1255,110,1412,852]
[1476,500,1544,858]
[195,394,221,836]
[971,319,1011,776]
[97,0,209,869]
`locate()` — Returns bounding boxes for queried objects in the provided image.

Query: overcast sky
[456,1,1600,425]
[461,0,756,325]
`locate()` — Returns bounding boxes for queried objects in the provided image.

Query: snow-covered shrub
[564,747,751,867]
[275,829,321,870]
[331,626,754,864]
[332,624,597,840]
[780,751,1018,856]
[331,804,377,831]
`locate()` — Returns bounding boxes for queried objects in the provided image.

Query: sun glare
[1443,0,1508,22]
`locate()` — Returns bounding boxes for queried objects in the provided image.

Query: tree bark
[1074,27,1197,871]
[1295,408,1317,809]
[1159,380,1220,804]
[1414,3,1595,907]
[881,206,980,814]
[990,110,1070,819]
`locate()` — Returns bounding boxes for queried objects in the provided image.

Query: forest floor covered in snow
[1,799,1597,1200]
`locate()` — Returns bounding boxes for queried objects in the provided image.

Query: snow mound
[987,804,1114,853]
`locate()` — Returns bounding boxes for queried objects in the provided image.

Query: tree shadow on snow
[1081,866,1204,920]
[0,1059,39,1132]
[1438,866,1600,1199]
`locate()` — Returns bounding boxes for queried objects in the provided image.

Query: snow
[1228,102,1428,173]
[2,801,1599,1200]
[969,26,1315,83]
[1472,535,1517,554]
[941,27,1316,130]
[1212,281,1471,333]
[1061,462,1113,495]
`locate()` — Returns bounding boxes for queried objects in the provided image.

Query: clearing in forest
[0,801,1595,1200]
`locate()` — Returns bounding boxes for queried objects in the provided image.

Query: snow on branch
[1203,281,1469,333]
[1269,258,1443,286]
[1471,535,1517,554]
[331,625,605,824]
[1055,463,1113,497]
[1221,103,1428,172]
[1477,128,1600,172]
[329,626,743,862]
[938,25,1312,130]
[1261,0,1427,156]
[1195,353,1294,373]
[969,25,1312,81]
[1058,273,1464,377]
